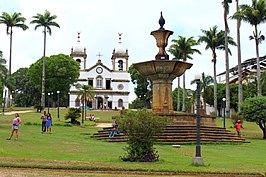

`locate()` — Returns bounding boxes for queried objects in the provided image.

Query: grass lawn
[0,108,265,176]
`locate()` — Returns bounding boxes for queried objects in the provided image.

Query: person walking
[46,113,52,133]
[6,113,21,141]
[234,120,243,138]
[41,111,48,133]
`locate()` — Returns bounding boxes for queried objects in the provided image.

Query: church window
[118,84,124,90]
[76,58,81,63]
[88,79,93,87]
[75,97,80,107]
[118,60,123,71]
[118,99,123,107]
[96,76,103,88]
[106,79,111,89]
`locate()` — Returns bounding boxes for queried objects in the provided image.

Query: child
[109,124,118,137]
[46,113,52,133]
[234,120,243,138]
[89,114,95,121]
[6,113,21,141]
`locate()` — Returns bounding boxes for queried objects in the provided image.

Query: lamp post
[47,93,50,113]
[2,89,7,115]
[57,91,60,121]
[68,92,70,107]
[192,74,203,165]
[222,98,226,129]
[81,91,85,127]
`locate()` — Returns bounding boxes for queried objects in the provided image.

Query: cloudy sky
[0,0,263,101]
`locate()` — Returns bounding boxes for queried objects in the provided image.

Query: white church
[69,33,130,109]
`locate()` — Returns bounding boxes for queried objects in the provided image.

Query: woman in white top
[6,113,21,141]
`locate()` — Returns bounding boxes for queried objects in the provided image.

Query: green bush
[117,109,169,162]
[64,108,81,125]
[239,96,266,139]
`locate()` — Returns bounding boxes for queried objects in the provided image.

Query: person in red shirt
[234,120,243,138]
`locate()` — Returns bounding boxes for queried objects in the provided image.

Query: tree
[231,0,266,97]
[239,96,266,139]
[117,109,168,162]
[261,70,266,95]
[30,10,60,109]
[198,26,236,116]
[11,68,38,107]
[65,108,81,125]
[235,0,243,111]
[0,51,8,104]
[27,54,79,106]
[128,65,151,109]
[0,12,28,107]
[191,72,213,115]
[76,84,94,127]
[169,36,201,112]
[223,0,233,117]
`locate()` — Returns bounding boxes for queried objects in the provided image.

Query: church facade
[69,33,130,109]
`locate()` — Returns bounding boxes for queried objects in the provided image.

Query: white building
[69,33,130,109]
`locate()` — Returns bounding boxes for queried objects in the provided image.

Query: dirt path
[3,110,34,115]
[95,123,112,127]
[0,167,263,177]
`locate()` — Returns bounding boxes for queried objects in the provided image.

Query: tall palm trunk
[224,2,230,118]
[213,54,218,116]
[255,37,261,96]
[182,73,186,112]
[7,27,13,108]
[41,27,47,108]
[236,0,243,111]
[177,77,180,111]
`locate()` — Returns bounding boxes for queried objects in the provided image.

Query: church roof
[85,57,112,72]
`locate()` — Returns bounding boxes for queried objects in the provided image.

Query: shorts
[12,124,19,129]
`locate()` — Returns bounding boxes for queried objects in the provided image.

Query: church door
[97,97,103,109]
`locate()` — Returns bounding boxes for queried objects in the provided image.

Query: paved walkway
[95,123,112,128]
[3,110,34,115]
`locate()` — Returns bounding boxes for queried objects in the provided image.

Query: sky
[0,0,264,102]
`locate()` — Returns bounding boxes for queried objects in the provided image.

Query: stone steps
[91,125,245,144]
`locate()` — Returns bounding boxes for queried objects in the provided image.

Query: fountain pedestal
[133,60,192,114]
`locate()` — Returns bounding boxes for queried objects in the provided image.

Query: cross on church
[97,52,102,60]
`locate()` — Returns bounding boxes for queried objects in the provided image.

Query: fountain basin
[133,60,192,114]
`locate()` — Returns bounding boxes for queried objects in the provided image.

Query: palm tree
[0,12,28,107]
[235,0,243,112]
[76,84,94,127]
[30,10,60,109]
[223,0,233,117]
[231,0,266,97]
[169,36,201,112]
[191,72,214,115]
[198,26,236,116]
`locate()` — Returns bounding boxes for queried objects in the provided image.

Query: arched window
[118,60,123,71]
[75,97,80,107]
[76,59,81,69]
[96,76,103,88]
[118,99,123,107]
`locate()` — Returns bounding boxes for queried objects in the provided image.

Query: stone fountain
[133,12,216,126]
[133,12,192,115]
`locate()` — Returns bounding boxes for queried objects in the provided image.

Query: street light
[222,98,226,129]
[192,73,204,165]
[81,91,85,127]
[57,90,60,121]
[47,93,50,113]
[2,90,7,115]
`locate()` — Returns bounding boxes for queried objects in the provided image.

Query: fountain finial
[159,11,165,30]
